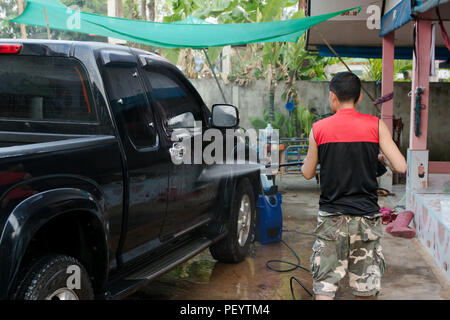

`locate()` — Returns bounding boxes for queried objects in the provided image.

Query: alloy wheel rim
[237,194,251,247]
[45,288,79,300]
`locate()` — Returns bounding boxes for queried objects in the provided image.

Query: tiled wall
[409,189,450,281]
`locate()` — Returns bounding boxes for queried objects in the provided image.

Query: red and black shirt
[312,108,380,215]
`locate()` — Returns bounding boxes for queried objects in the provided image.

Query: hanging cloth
[11,0,360,49]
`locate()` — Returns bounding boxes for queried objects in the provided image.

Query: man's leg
[310,214,349,299]
[348,216,386,299]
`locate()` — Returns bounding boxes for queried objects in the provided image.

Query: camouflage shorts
[310,211,386,298]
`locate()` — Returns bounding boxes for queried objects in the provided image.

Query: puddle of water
[128,217,318,300]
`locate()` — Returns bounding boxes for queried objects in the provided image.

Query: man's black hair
[329,72,361,103]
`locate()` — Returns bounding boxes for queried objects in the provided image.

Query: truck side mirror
[211,104,239,129]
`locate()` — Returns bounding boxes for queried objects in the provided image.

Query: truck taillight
[0,44,22,54]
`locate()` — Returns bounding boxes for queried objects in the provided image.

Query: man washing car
[301,72,407,300]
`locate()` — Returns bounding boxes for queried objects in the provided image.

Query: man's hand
[301,129,319,180]
[378,153,392,170]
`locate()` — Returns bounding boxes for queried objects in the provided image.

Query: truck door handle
[169,142,186,162]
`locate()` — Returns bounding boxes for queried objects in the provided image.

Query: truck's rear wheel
[210,178,256,263]
[15,254,94,300]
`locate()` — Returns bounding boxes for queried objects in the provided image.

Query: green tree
[124,0,141,20]
[249,104,316,138]
[0,0,41,38]
[159,0,298,71]
[160,1,336,127]
[159,0,242,67]
[363,58,413,82]
[258,6,335,123]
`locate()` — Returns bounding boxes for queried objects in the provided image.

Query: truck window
[103,67,157,149]
[143,69,203,130]
[0,56,96,123]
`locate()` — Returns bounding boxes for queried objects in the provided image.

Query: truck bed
[0,131,116,159]
[0,131,86,147]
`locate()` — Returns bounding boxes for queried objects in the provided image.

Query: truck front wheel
[210,178,256,263]
[15,254,94,300]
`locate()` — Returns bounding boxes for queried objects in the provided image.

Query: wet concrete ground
[128,176,450,300]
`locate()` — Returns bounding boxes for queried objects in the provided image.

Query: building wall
[191,79,450,161]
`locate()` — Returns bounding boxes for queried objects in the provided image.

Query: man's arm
[379,120,407,174]
[301,129,319,180]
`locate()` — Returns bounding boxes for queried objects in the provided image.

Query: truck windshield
[0,56,96,123]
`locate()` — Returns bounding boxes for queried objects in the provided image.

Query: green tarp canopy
[11,0,360,49]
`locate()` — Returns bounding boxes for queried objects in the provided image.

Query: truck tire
[15,254,94,300]
[210,177,256,263]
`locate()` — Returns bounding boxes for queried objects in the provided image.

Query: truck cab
[0,40,260,300]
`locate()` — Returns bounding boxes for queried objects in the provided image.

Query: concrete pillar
[409,12,432,151]
[379,31,395,191]
[407,10,433,191]
[381,31,395,134]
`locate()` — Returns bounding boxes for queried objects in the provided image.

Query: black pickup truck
[0,40,260,300]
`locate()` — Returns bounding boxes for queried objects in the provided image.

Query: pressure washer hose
[258,168,315,299]
[265,236,314,299]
